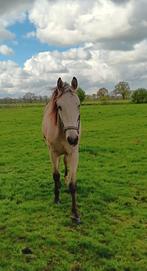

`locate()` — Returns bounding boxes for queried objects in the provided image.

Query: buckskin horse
[42,77,81,223]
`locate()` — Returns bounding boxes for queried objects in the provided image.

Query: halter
[58,109,80,134]
[63,114,80,134]
[56,90,80,134]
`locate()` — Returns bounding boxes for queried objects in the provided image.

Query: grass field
[0,104,147,271]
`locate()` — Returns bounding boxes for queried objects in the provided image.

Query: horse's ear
[71,77,78,91]
[57,77,64,92]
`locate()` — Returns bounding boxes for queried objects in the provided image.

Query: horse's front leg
[64,154,68,184]
[50,150,61,204]
[68,149,80,223]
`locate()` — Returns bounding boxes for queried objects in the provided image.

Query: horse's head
[56,77,80,146]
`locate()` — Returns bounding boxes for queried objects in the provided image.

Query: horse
[42,77,81,223]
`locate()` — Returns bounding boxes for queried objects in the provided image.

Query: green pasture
[0,104,147,271]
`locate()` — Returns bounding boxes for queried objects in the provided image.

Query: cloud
[0,61,27,95]
[28,0,132,47]
[2,38,147,97]
[0,44,126,97]
[1,0,147,50]
[0,59,56,97]
[25,31,36,39]
[23,45,117,91]
[0,0,35,42]
[111,0,129,4]
[0,26,15,41]
[0,0,34,18]
[27,0,147,53]
[0,45,14,55]
[0,45,115,97]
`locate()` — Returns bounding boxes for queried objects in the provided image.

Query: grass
[0,103,147,271]
[83,99,130,105]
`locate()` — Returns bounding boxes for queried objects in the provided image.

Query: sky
[0,0,147,97]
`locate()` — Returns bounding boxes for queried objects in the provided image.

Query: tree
[97,87,108,99]
[23,92,35,103]
[77,87,86,103]
[114,81,130,100]
[132,88,147,103]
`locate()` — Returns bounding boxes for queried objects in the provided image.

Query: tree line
[95,81,147,103]
[0,93,49,104]
[0,81,147,104]
[0,89,86,104]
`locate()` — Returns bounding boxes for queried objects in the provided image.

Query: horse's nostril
[67,136,78,146]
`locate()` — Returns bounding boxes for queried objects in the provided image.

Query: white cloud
[0,0,34,42]
[28,0,132,46]
[0,26,15,41]
[25,31,36,38]
[23,45,117,91]
[0,61,27,94]
[0,45,127,97]
[1,41,147,97]
[0,59,56,97]
[0,45,14,55]
[27,0,147,52]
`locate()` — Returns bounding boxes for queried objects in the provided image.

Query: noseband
[63,115,80,134]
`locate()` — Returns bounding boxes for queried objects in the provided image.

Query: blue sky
[0,17,79,67]
[0,0,147,97]
[0,18,63,66]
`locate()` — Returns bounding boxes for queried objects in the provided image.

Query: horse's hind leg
[50,150,61,204]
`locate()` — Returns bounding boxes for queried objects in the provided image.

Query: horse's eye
[58,105,62,111]
[78,104,80,109]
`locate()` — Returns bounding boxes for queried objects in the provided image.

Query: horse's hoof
[71,215,81,224]
[54,199,61,205]
[76,217,81,224]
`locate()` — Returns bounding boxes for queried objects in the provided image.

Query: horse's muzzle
[67,136,78,146]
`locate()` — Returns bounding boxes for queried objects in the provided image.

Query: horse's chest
[51,139,71,155]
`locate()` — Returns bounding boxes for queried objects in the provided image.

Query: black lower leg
[69,182,79,218]
[53,172,61,203]
[64,166,68,178]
